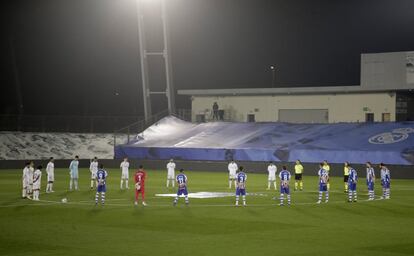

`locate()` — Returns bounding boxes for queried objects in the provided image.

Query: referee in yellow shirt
[294,160,304,191]
[343,161,350,193]
[322,160,330,190]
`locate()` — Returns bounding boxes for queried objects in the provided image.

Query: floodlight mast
[136,0,175,122]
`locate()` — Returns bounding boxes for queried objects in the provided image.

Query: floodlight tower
[136,0,175,121]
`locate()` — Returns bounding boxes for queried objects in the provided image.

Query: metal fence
[0,114,144,133]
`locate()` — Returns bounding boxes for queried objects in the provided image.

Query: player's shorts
[381,181,390,189]
[177,187,188,196]
[121,171,129,179]
[295,174,302,180]
[47,175,54,182]
[97,184,106,193]
[229,174,236,180]
[167,174,175,180]
[268,176,276,181]
[319,184,327,192]
[22,179,27,188]
[236,188,246,196]
[33,183,41,190]
[348,183,357,191]
[91,172,97,179]
[344,175,349,182]
[70,171,79,179]
[280,186,290,194]
[367,182,374,191]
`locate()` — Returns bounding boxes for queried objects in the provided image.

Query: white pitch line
[13,197,388,208]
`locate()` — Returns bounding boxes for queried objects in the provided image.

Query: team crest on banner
[369,128,414,144]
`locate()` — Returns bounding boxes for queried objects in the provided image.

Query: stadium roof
[177,85,414,96]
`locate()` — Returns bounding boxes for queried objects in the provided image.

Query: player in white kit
[22,162,31,198]
[166,159,176,187]
[267,162,277,190]
[45,157,55,193]
[228,160,238,189]
[27,161,35,199]
[90,157,98,189]
[32,165,42,201]
[120,157,130,189]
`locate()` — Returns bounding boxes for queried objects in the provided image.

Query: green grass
[0,168,414,256]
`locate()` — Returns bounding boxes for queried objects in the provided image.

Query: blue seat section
[114,116,414,165]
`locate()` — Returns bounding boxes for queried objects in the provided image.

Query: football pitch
[1,168,414,256]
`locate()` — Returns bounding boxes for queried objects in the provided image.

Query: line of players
[22,157,391,206]
[228,159,391,206]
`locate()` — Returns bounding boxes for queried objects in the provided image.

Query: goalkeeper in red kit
[134,165,147,206]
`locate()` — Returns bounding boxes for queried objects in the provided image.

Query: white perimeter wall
[191,92,396,123]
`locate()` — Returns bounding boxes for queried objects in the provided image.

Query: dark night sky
[1,0,414,116]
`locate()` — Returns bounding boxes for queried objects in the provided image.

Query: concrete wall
[361,51,414,89]
[192,92,396,123]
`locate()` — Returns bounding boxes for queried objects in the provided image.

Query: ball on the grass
[61,198,68,203]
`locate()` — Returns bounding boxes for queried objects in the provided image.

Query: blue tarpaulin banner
[115,116,414,165]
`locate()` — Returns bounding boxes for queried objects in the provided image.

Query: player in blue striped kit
[347,164,358,202]
[366,162,375,200]
[235,166,247,206]
[380,163,390,200]
[317,163,329,204]
[95,164,108,206]
[279,166,291,206]
[173,169,189,206]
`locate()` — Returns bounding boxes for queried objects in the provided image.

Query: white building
[178,51,414,123]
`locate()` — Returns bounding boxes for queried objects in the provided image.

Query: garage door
[278,109,329,123]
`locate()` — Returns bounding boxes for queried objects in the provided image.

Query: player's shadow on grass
[0,197,23,206]
[288,204,320,219]
[362,201,403,215]
[88,205,105,215]
[13,205,29,211]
